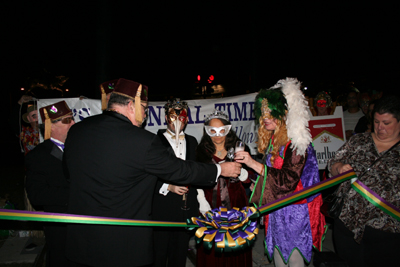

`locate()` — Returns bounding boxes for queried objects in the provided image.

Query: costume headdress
[204,109,230,124]
[255,78,311,156]
[314,91,332,108]
[163,98,188,113]
[255,89,287,122]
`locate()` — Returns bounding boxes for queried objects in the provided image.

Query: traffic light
[194,74,216,96]
[195,75,201,84]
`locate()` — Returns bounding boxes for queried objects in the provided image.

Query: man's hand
[168,185,188,195]
[220,162,242,177]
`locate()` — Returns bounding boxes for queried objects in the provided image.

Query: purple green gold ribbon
[352,180,400,222]
[257,170,357,215]
[0,209,189,227]
[0,170,361,253]
[188,170,356,252]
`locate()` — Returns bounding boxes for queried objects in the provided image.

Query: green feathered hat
[254,88,287,124]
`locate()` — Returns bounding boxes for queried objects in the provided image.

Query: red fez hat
[112,78,148,103]
[39,101,72,122]
[112,78,149,124]
[100,79,118,95]
[39,101,72,140]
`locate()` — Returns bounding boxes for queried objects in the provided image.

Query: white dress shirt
[159,129,221,196]
[159,130,187,196]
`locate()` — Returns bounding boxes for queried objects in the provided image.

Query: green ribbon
[0,170,359,253]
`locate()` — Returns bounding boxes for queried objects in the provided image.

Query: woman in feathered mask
[235,78,326,267]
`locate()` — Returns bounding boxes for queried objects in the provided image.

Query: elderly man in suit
[64,78,241,267]
[25,100,75,266]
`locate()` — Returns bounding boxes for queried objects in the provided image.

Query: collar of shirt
[163,130,186,160]
[166,129,185,139]
[50,137,65,151]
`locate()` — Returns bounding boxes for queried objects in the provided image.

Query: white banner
[37,93,259,154]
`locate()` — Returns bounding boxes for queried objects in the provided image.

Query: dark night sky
[5,1,400,100]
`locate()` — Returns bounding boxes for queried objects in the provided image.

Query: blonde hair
[257,117,289,165]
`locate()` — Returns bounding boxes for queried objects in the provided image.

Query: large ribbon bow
[189,206,259,253]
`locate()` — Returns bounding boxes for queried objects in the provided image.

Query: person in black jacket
[152,98,199,267]
[25,100,75,267]
[64,78,242,267]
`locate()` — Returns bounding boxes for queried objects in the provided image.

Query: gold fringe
[135,84,143,123]
[100,85,107,111]
[43,109,52,140]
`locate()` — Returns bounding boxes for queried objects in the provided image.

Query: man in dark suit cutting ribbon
[64,78,242,267]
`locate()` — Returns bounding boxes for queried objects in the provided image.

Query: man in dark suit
[25,100,75,267]
[152,98,198,267]
[64,78,241,267]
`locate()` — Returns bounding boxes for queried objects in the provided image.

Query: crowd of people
[12,76,399,267]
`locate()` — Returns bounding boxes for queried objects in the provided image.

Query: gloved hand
[197,189,212,215]
[238,168,248,181]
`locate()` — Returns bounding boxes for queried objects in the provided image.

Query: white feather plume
[274,78,311,156]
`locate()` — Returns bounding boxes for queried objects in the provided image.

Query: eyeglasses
[141,104,149,116]
[54,116,74,124]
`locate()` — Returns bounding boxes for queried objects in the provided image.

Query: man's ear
[128,100,135,115]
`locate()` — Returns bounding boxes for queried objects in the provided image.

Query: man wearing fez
[25,100,74,267]
[152,98,198,267]
[64,78,241,267]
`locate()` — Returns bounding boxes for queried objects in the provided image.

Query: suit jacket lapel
[157,129,174,154]
[50,142,63,161]
[186,136,192,159]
